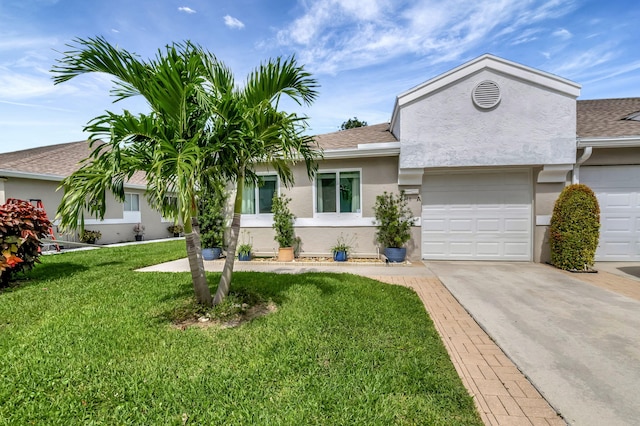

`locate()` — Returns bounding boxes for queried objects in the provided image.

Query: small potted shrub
[331,233,354,262]
[79,229,102,245]
[374,191,415,262]
[272,194,295,261]
[167,224,183,237]
[237,231,252,261]
[133,223,145,241]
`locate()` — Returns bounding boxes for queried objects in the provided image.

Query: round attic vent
[472,80,501,109]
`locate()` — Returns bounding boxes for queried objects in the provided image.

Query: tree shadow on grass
[1,262,89,294]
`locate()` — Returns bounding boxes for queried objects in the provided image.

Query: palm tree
[52,36,222,305]
[203,57,322,304]
[52,37,321,306]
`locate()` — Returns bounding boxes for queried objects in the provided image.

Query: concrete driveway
[426,261,640,426]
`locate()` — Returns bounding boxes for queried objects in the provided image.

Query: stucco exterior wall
[239,156,421,259]
[3,177,171,245]
[533,165,565,263]
[398,69,577,169]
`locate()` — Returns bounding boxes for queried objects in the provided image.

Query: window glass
[316,173,337,213]
[258,175,277,214]
[340,171,360,213]
[241,175,277,214]
[124,193,140,212]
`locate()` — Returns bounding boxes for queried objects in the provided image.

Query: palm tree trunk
[214,176,244,305]
[185,215,212,306]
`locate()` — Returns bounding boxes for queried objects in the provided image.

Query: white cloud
[553,28,572,39]
[224,15,245,29]
[178,6,196,14]
[275,0,578,75]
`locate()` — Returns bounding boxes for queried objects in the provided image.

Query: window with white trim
[316,170,361,213]
[242,175,278,214]
[124,193,140,212]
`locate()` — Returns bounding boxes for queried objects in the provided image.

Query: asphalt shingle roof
[577,98,640,139]
[313,122,397,150]
[0,140,147,185]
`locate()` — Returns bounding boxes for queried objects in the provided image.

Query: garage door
[422,170,532,260]
[581,165,640,261]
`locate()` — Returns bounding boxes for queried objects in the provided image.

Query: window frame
[313,168,362,217]
[241,173,280,216]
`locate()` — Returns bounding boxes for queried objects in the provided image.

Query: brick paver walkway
[368,275,565,426]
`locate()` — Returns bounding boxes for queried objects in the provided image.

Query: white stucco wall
[398,69,577,168]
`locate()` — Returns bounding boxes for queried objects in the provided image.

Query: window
[242,175,278,214]
[316,170,361,213]
[124,193,140,212]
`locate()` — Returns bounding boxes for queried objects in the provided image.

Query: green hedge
[550,184,600,270]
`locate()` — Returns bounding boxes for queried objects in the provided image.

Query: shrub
[199,181,227,249]
[374,191,415,248]
[0,198,52,287]
[79,229,102,244]
[272,194,295,248]
[550,184,600,271]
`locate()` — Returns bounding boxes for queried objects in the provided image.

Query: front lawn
[0,241,481,425]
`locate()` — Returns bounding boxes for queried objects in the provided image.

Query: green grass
[0,241,482,425]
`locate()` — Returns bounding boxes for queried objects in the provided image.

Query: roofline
[391,54,581,130]
[322,142,401,159]
[578,136,640,149]
[0,169,147,189]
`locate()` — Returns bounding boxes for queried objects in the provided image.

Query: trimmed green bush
[550,184,600,270]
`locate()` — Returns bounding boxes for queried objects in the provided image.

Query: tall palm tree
[52,37,321,307]
[203,57,322,304]
[52,36,222,305]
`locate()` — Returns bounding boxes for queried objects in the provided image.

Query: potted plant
[331,233,354,262]
[374,191,415,262]
[133,223,145,241]
[79,229,101,245]
[167,224,183,237]
[272,194,295,261]
[237,231,253,261]
[199,182,227,261]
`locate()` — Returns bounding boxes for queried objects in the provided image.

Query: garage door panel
[581,166,640,261]
[422,170,532,261]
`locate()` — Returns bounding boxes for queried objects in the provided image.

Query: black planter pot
[384,247,407,263]
[135,235,143,241]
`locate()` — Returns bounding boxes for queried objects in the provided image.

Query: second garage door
[581,165,640,261]
[422,170,532,260]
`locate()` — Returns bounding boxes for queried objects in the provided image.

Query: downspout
[572,146,592,184]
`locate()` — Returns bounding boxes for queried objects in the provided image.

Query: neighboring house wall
[1,176,172,245]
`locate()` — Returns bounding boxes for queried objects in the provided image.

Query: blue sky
[1,0,640,153]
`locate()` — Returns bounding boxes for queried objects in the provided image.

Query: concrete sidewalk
[428,261,640,426]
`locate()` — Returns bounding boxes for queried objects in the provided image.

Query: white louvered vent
[472,80,501,109]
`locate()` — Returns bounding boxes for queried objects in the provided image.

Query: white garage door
[581,165,640,261]
[422,170,532,260]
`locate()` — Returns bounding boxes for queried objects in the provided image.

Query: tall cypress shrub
[549,184,600,270]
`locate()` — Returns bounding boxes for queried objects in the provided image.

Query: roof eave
[322,142,401,159]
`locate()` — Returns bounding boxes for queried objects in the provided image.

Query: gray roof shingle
[577,98,640,138]
[0,140,147,185]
